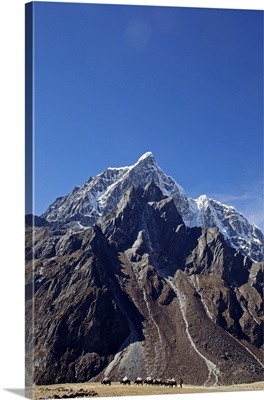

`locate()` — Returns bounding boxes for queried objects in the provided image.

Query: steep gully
[163,273,221,386]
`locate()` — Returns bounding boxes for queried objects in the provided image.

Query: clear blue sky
[30,1,263,231]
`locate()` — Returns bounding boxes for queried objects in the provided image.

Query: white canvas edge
[0,0,263,399]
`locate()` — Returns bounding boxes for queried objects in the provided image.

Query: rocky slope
[26,177,264,387]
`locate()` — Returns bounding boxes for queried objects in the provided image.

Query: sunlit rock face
[26,153,264,386]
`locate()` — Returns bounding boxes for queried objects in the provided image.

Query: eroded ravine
[165,274,221,386]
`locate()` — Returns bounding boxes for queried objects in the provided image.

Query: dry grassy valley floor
[32,381,264,399]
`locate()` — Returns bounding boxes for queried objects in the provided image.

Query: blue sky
[30,1,263,231]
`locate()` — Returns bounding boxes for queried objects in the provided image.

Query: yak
[101,377,111,386]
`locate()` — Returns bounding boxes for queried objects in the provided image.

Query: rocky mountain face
[25,153,264,387]
[41,152,264,263]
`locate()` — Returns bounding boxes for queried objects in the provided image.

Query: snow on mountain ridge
[188,194,264,262]
[96,151,187,213]
[41,152,264,262]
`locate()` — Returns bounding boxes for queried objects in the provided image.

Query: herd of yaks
[101,376,183,388]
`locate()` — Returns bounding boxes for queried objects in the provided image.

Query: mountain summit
[26,152,264,386]
[42,152,263,262]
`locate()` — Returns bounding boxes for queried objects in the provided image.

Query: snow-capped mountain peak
[41,153,264,262]
[136,151,154,162]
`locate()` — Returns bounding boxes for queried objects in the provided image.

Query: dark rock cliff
[25,181,263,386]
